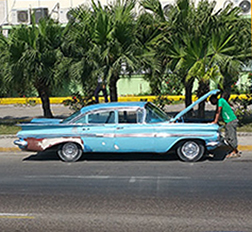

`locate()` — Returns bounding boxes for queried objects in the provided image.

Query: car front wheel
[58,142,83,162]
[177,140,205,162]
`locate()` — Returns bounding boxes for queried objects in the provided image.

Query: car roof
[80,101,147,114]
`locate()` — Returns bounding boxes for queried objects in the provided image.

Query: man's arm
[212,106,222,124]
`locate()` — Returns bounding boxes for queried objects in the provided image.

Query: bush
[153,95,172,110]
[62,92,95,112]
[231,93,252,125]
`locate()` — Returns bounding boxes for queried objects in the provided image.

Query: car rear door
[76,110,116,152]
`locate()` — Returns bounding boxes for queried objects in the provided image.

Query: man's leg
[94,84,101,103]
[102,86,108,103]
[225,120,239,156]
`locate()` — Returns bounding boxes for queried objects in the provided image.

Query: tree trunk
[109,74,119,102]
[38,88,53,118]
[222,73,233,100]
[197,81,210,118]
[185,78,193,107]
[150,79,161,95]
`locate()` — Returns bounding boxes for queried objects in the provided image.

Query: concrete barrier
[0,94,251,105]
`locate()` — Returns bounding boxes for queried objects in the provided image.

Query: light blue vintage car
[14,89,222,162]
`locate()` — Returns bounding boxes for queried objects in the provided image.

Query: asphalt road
[0,150,252,232]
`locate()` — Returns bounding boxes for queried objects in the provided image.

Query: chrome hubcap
[181,141,200,160]
[62,143,78,158]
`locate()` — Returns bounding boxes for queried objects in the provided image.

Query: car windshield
[62,110,81,123]
[145,103,170,123]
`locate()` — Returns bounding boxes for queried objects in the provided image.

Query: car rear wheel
[177,140,205,162]
[58,142,83,162]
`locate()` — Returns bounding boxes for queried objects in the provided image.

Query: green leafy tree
[60,5,98,102]
[0,32,9,97]
[140,0,251,117]
[139,0,195,104]
[135,6,166,96]
[4,18,64,117]
[94,0,138,101]
[64,0,138,102]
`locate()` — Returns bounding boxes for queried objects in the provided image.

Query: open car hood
[170,89,220,122]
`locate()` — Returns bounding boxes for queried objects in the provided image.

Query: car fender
[166,137,206,152]
[25,137,84,152]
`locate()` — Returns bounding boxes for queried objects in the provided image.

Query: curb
[0,147,20,152]
[0,135,17,138]
[238,145,252,151]
[237,132,252,137]
[0,94,251,105]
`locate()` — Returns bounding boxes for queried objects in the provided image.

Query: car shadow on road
[81,152,180,161]
[23,150,179,162]
[206,145,232,161]
[22,147,229,162]
[22,150,60,161]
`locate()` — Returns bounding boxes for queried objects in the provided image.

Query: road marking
[129,177,136,183]
[24,175,190,180]
[0,213,34,219]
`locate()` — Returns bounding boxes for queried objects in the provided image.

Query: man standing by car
[210,93,240,158]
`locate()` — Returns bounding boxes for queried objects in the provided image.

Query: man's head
[209,94,218,105]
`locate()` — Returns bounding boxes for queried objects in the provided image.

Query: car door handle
[116,127,124,130]
[82,128,90,131]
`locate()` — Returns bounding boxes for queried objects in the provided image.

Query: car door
[114,108,155,152]
[76,110,116,152]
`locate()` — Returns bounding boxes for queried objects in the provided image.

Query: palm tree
[60,5,99,102]
[174,0,251,117]
[0,32,9,97]
[135,6,167,95]
[211,3,251,98]
[139,0,195,105]
[4,17,64,117]
[63,0,138,102]
[94,0,138,101]
[185,1,251,116]
[140,0,251,117]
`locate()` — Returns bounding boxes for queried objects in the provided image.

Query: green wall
[117,75,151,96]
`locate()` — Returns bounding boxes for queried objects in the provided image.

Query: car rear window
[87,111,115,124]
[118,109,143,123]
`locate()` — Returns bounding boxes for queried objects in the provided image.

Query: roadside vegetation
[0,124,20,135]
[0,0,251,124]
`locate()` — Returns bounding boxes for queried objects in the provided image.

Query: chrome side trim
[116,133,154,138]
[94,133,215,138]
[95,134,114,138]
[18,133,216,139]
[155,133,215,138]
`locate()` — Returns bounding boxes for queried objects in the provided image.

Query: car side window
[73,115,87,124]
[118,109,143,124]
[87,111,115,124]
[146,108,164,123]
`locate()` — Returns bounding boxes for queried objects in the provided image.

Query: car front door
[114,108,155,152]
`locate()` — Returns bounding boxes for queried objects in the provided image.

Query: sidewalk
[0,104,251,152]
[0,104,72,120]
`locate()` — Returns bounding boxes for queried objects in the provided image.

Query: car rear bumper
[14,139,28,149]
